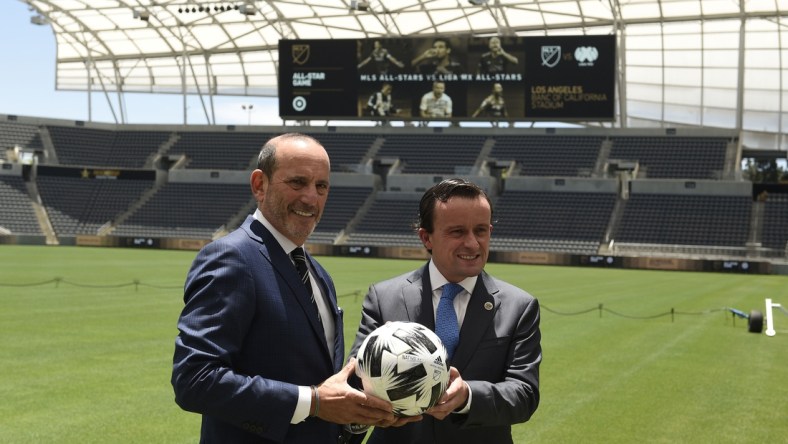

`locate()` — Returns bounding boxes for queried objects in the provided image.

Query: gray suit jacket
[347,262,541,444]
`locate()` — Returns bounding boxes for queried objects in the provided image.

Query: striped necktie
[291,247,322,325]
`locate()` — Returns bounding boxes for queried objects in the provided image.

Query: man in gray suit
[347,178,541,444]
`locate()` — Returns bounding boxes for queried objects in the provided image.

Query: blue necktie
[435,283,463,360]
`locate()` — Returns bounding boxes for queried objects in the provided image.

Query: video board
[278,34,615,122]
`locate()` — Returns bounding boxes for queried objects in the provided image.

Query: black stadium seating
[617,194,751,247]
[37,174,155,236]
[0,175,42,235]
[761,193,788,251]
[609,136,728,179]
[1,119,784,261]
[376,134,485,174]
[490,135,604,177]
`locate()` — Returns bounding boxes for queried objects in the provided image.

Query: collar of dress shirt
[428,259,477,295]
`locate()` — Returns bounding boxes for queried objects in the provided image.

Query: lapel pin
[484,302,493,311]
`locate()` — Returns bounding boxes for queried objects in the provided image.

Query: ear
[418,228,432,250]
[250,169,267,205]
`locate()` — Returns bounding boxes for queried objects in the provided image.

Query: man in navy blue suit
[172,133,403,443]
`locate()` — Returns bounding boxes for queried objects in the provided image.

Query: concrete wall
[167,169,379,187]
[630,179,752,196]
[387,174,497,193]
[0,162,23,176]
[504,176,618,193]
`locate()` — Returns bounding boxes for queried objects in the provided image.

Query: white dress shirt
[427,260,476,414]
[253,209,334,423]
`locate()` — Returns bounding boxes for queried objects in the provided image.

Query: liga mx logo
[292,44,310,65]
[575,46,599,67]
[541,46,561,68]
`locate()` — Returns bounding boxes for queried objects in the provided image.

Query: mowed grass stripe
[0,245,786,443]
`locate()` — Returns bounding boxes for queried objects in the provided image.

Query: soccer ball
[355,321,450,417]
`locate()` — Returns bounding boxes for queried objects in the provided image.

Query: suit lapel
[243,217,329,356]
[452,271,499,370]
[404,264,435,329]
[307,254,344,369]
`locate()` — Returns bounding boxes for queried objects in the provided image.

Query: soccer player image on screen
[472,83,508,118]
[477,36,519,75]
[411,38,463,76]
[419,81,453,118]
[366,83,398,117]
[358,40,406,75]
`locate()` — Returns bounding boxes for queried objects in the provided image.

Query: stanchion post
[765,298,779,337]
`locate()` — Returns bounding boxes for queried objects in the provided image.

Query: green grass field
[1,245,786,443]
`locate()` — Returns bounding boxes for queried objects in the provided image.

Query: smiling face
[251,135,330,245]
[418,195,492,283]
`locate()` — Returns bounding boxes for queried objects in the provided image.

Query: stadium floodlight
[242,104,254,125]
[133,10,151,21]
[239,3,256,15]
[30,15,49,25]
[350,1,369,11]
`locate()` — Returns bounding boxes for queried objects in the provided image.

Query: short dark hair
[256,133,321,178]
[433,37,451,50]
[417,178,493,233]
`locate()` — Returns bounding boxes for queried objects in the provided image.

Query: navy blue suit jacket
[172,216,345,443]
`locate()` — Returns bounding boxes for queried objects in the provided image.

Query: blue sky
[0,1,281,125]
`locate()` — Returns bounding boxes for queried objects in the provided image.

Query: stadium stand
[164,131,274,170]
[47,126,117,167]
[761,193,788,252]
[608,135,731,179]
[47,126,172,168]
[306,132,378,173]
[37,173,156,236]
[310,185,375,244]
[111,182,253,239]
[492,190,617,254]
[1,118,784,263]
[111,130,173,168]
[0,174,42,235]
[489,135,605,177]
[0,121,44,162]
[616,193,751,247]
[375,134,486,174]
[346,192,422,247]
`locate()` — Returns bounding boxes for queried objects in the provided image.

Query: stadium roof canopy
[18,0,788,152]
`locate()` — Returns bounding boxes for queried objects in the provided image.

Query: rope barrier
[540,303,729,322]
[0,278,182,291]
[0,278,63,287]
[0,280,762,323]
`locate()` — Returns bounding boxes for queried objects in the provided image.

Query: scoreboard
[278,34,615,122]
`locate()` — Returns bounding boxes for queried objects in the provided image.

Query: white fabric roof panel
[16,0,788,150]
